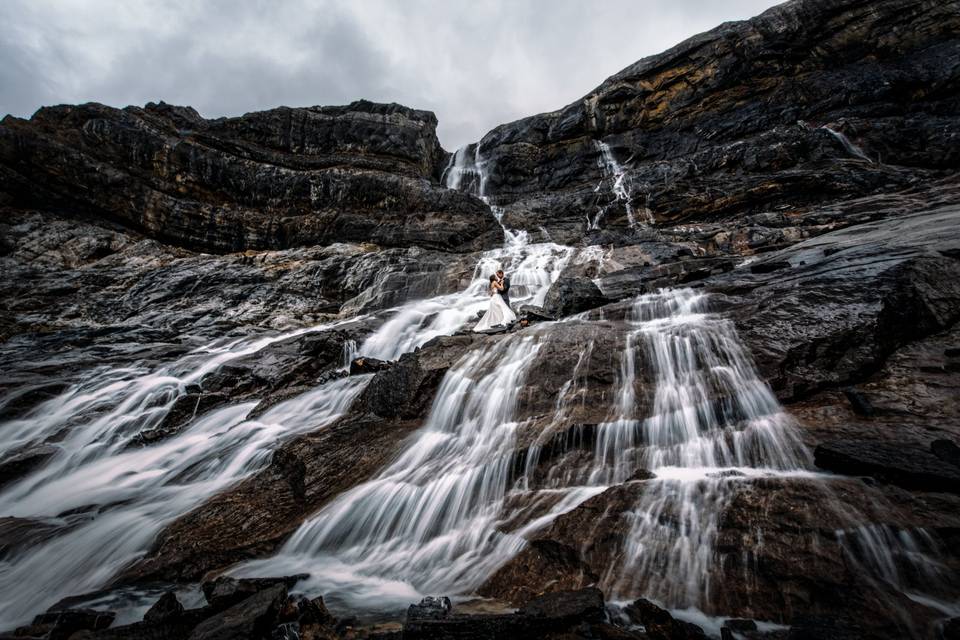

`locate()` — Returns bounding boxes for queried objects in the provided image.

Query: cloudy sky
[2,0,777,149]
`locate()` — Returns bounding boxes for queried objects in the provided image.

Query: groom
[496,269,512,309]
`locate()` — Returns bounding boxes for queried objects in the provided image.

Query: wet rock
[350,356,392,375]
[402,588,611,640]
[814,440,960,493]
[0,516,80,558]
[358,334,481,420]
[0,443,58,489]
[407,596,452,621]
[17,608,116,639]
[0,381,68,420]
[188,583,286,640]
[517,305,556,322]
[749,261,791,274]
[143,591,184,624]
[943,617,960,640]
[131,393,231,447]
[518,587,605,623]
[723,619,757,633]
[472,0,959,243]
[931,439,960,469]
[725,209,960,401]
[201,575,308,612]
[623,599,706,640]
[297,595,335,627]
[784,615,868,640]
[119,336,475,583]
[542,277,609,318]
[478,539,599,606]
[840,388,875,417]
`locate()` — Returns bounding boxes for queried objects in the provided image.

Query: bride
[474,274,517,332]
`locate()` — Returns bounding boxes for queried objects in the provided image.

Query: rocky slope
[472,0,960,245]
[2,0,960,639]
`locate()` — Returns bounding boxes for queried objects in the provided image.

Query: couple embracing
[473,269,516,332]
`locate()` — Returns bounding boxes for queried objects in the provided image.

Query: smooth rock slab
[814,439,960,493]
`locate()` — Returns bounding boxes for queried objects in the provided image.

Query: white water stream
[0,319,372,629]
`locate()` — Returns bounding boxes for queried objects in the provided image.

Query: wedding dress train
[473,291,516,332]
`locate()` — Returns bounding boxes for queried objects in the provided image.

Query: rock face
[471,0,960,245]
[0,101,501,253]
[2,0,960,638]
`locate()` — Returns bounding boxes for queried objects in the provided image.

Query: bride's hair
[489,274,497,282]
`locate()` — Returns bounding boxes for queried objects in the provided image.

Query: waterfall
[821,125,875,163]
[359,143,577,362]
[0,322,371,629]
[441,144,484,195]
[592,141,653,229]
[237,335,549,609]
[588,288,811,603]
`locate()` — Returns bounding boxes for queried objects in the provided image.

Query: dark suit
[498,276,511,309]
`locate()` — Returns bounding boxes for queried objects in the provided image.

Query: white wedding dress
[473,287,517,332]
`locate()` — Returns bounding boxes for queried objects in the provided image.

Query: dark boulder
[143,591,184,624]
[517,305,556,322]
[358,334,481,420]
[350,356,393,375]
[188,583,286,640]
[542,277,609,319]
[623,599,706,640]
[407,596,452,621]
[201,575,308,612]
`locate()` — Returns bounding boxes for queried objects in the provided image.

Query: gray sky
[2,0,777,150]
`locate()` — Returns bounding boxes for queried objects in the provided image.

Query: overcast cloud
[2,0,776,149]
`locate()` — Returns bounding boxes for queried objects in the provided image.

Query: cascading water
[3,125,951,638]
[234,146,605,612]
[357,240,572,362]
[593,140,655,229]
[238,336,550,609]
[820,125,875,164]
[441,144,484,194]
[579,289,811,604]
[358,143,575,362]
[0,320,372,629]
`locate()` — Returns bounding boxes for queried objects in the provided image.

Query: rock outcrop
[0,101,501,253]
[470,0,960,244]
